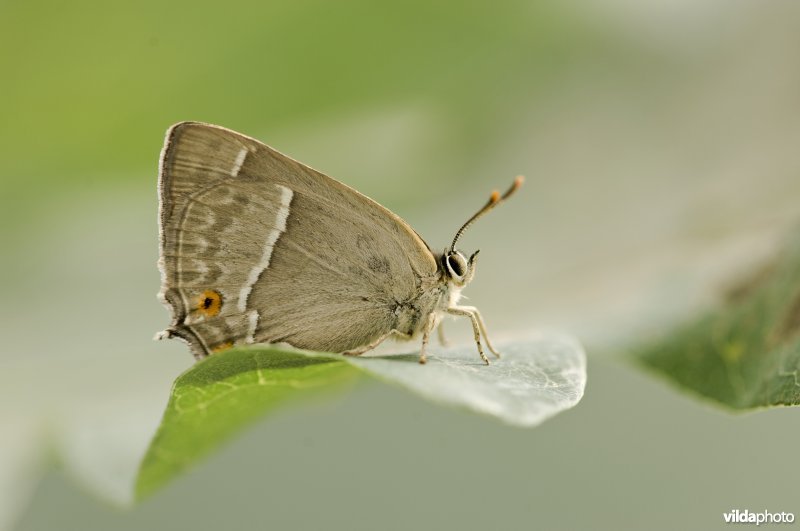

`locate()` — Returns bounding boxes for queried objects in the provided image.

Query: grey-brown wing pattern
[157,122,439,358]
[247,182,439,352]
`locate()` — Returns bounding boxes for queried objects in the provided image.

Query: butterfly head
[443,249,479,287]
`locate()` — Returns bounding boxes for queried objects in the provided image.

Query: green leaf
[636,228,800,409]
[134,348,359,500]
[347,334,586,428]
[136,334,586,501]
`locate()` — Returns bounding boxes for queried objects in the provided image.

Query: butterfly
[156,122,522,364]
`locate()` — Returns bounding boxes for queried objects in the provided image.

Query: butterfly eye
[446,252,468,279]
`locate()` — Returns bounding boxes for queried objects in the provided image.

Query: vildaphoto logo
[724,509,795,525]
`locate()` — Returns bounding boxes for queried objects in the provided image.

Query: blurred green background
[2,1,799,530]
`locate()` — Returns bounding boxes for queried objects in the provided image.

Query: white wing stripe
[237,185,294,312]
[230,148,248,176]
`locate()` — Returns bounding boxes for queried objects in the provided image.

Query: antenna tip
[490,190,500,203]
[514,175,525,188]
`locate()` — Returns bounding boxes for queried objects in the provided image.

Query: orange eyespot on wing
[196,289,223,317]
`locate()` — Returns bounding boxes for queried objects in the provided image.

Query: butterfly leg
[468,306,501,358]
[446,306,490,365]
[342,330,411,357]
[418,312,438,364]
[436,322,450,347]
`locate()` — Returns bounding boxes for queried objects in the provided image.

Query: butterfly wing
[157,122,439,358]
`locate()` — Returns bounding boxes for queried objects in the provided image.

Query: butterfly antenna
[450,175,524,252]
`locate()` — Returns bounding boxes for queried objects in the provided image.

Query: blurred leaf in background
[637,227,800,409]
